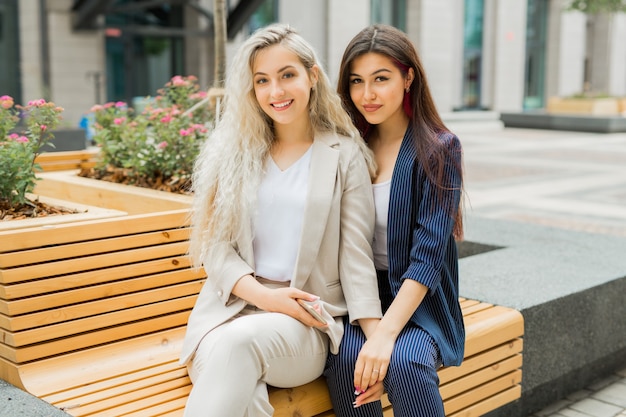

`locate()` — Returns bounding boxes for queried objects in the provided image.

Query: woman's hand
[232,275,327,327]
[256,287,328,328]
[354,381,385,408]
[353,333,395,394]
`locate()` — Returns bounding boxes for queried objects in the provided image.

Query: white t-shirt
[372,179,391,270]
[253,147,312,281]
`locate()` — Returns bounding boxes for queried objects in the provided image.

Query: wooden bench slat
[447,384,522,417]
[460,301,495,316]
[1,279,205,331]
[0,209,190,253]
[18,328,186,396]
[0,241,190,284]
[43,364,186,404]
[439,338,523,384]
[271,377,334,417]
[0,228,190,268]
[67,376,190,417]
[462,306,524,357]
[5,312,190,363]
[119,391,189,417]
[459,299,481,309]
[53,368,188,411]
[2,282,202,331]
[4,296,197,346]
[0,267,204,316]
[445,370,522,415]
[1,254,195,302]
[440,355,522,402]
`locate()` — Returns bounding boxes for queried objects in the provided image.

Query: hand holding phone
[297,298,327,325]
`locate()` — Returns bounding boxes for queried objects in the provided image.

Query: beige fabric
[184,306,328,417]
[180,133,382,367]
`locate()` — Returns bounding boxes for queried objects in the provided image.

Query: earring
[405,86,410,93]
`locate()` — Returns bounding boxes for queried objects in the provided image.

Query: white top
[253,147,312,281]
[372,179,391,270]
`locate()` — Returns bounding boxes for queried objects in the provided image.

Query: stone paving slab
[460,126,626,417]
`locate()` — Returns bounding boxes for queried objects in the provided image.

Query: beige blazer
[180,132,382,365]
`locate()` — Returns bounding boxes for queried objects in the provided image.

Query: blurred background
[1,0,625,127]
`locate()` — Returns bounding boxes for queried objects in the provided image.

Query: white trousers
[183,306,329,417]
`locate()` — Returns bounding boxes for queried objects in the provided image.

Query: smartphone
[297,299,327,325]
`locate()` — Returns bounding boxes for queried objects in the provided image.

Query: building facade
[1,0,625,126]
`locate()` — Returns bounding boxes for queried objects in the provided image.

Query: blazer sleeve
[338,144,383,322]
[402,133,462,291]
[203,241,255,305]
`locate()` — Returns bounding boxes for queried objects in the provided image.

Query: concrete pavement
[450,121,626,417]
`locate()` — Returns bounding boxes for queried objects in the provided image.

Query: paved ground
[1,122,625,416]
[451,123,626,417]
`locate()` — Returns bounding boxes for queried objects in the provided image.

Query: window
[0,0,21,102]
[462,0,484,109]
[523,0,548,109]
[370,0,406,31]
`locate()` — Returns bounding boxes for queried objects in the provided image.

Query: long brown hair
[337,24,464,240]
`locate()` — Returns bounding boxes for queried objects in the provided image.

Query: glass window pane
[0,0,21,102]
[462,0,484,109]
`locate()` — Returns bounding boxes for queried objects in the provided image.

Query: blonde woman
[179,24,382,417]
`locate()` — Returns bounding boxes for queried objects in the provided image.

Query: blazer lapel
[388,125,417,287]
[291,133,339,287]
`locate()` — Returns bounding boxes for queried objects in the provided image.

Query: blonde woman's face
[252,44,317,128]
[348,52,412,127]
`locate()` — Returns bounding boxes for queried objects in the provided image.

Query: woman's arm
[232,274,328,328]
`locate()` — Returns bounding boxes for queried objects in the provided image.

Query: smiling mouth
[363,104,381,112]
[272,100,293,109]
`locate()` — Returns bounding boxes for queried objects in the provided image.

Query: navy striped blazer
[386,125,465,367]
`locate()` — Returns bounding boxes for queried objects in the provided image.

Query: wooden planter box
[546,97,620,116]
[0,168,203,397]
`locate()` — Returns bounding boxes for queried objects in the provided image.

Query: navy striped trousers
[324,271,445,417]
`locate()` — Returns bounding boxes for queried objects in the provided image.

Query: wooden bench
[1,164,523,416]
[35,149,101,172]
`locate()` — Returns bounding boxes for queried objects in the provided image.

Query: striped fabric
[324,127,465,417]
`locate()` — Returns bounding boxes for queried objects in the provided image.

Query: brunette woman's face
[252,44,318,128]
[348,52,413,127]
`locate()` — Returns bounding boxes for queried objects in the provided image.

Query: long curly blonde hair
[189,24,375,267]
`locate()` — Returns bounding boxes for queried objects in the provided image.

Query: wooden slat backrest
[0,208,205,365]
[0,209,191,252]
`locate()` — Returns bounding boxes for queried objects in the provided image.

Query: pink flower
[90,104,104,112]
[1,96,14,109]
[171,76,186,86]
[113,117,125,125]
[160,115,172,123]
[179,128,192,136]
[16,136,29,143]
[40,124,47,131]
[8,133,19,140]
[157,141,168,149]
[115,101,126,108]
[28,99,46,107]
